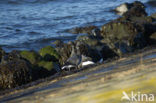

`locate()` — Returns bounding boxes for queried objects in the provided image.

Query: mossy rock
[20,50,40,64]
[39,46,60,61]
[38,61,55,71]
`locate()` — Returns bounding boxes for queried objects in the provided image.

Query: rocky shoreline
[0,1,156,92]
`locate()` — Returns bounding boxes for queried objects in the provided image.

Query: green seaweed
[20,50,40,64]
[39,46,60,61]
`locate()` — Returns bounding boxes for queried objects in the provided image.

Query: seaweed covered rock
[66,25,97,35]
[101,21,147,55]
[0,59,32,90]
[39,46,60,62]
[1,50,21,64]
[77,35,100,47]
[20,50,40,64]
[37,61,60,72]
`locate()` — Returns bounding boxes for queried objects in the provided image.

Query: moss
[38,61,54,71]
[39,46,60,61]
[20,50,40,64]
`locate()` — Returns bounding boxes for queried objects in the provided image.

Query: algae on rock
[39,46,60,61]
[20,50,40,64]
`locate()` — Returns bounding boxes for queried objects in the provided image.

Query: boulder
[37,61,60,72]
[101,21,147,56]
[115,1,146,17]
[0,59,32,90]
[20,50,40,64]
[39,46,60,62]
[0,47,5,63]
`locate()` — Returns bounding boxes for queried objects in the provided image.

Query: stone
[37,61,60,72]
[39,46,60,62]
[66,25,97,34]
[115,1,146,17]
[101,21,147,56]
[20,50,40,64]
[0,59,32,90]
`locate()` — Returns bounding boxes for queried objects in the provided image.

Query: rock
[39,46,60,62]
[77,35,100,47]
[66,25,97,34]
[115,3,130,15]
[100,43,118,60]
[20,50,41,64]
[37,61,60,72]
[0,47,5,63]
[56,43,73,65]
[101,21,147,56]
[52,40,64,48]
[115,1,146,17]
[1,50,21,64]
[123,5,147,17]
[0,59,32,90]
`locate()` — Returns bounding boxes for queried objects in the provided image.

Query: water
[0,0,156,52]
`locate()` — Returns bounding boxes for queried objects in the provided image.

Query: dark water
[0,0,156,52]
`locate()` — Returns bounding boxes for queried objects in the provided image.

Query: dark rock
[115,1,147,17]
[100,43,118,60]
[0,47,5,63]
[56,43,73,65]
[123,5,147,17]
[52,40,64,48]
[101,21,147,56]
[0,59,32,90]
[1,50,21,64]
[66,25,97,34]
